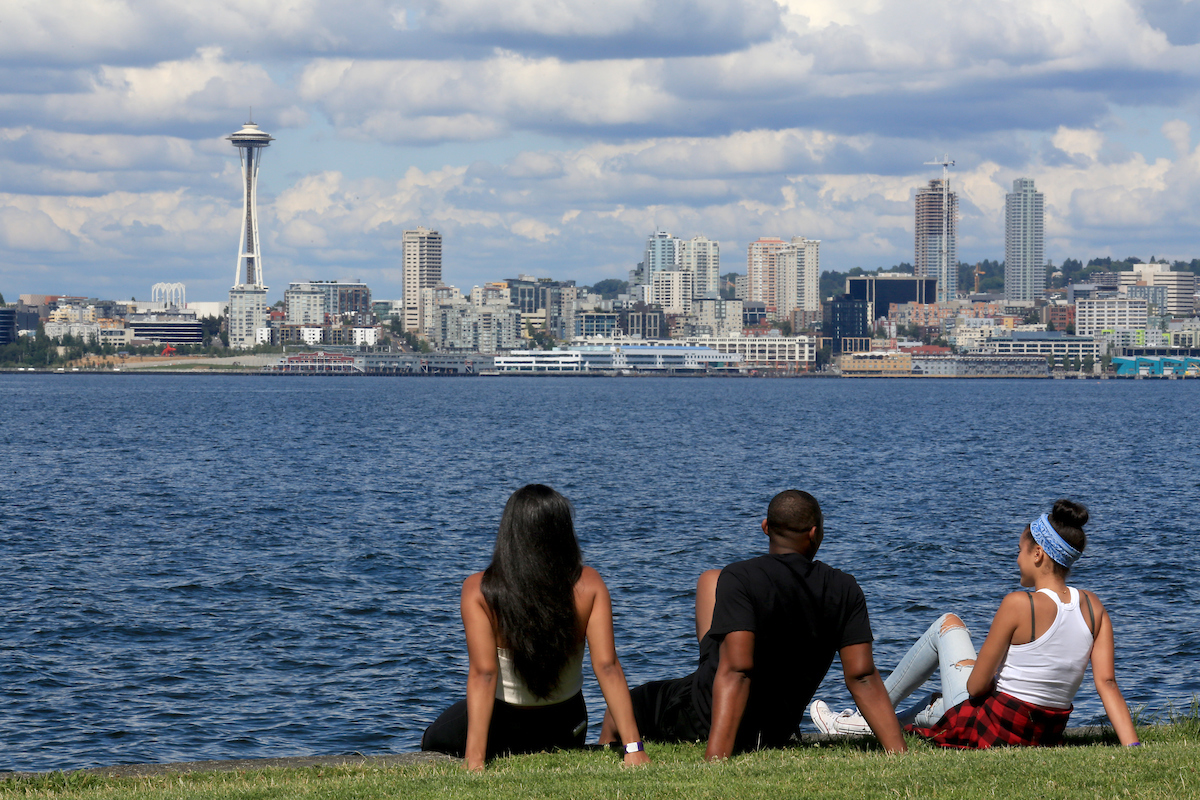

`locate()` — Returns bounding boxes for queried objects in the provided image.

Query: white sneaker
[809,699,872,736]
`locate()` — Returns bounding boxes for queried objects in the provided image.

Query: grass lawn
[4,719,1197,800]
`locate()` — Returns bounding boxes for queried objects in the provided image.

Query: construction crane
[974,262,985,294]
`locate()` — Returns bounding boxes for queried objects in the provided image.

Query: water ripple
[1,374,1197,770]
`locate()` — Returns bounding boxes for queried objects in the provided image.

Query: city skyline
[1,0,1199,304]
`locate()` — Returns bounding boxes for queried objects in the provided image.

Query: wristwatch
[624,741,645,754]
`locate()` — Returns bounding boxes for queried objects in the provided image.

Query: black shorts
[628,676,707,743]
[421,692,587,759]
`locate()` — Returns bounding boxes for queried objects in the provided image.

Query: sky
[1,0,1199,304]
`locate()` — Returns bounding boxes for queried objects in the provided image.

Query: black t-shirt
[689,552,873,749]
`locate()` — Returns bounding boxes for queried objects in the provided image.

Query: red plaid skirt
[907,691,1073,749]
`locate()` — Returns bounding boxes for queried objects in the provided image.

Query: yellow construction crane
[973,263,985,294]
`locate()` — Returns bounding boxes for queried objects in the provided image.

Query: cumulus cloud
[4,0,1200,301]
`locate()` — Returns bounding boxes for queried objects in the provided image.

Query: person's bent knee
[937,613,966,634]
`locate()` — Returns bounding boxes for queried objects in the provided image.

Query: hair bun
[1051,499,1089,529]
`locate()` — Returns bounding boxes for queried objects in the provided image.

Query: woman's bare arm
[461,573,500,770]
[1086,592,1139,745]
[581,567,650,765]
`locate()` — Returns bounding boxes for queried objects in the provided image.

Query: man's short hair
[766,490,823,538]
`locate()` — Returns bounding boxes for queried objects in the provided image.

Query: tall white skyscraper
[227,120,273,349]
[776,237,820,319]
[641,231,681,284]
[403,227,443,334]
[746,237,787,313]
[914,179,958,303]
[679,236,720,299]
[1004,178,1045,302]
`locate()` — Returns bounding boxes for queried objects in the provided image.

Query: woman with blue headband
[810,499,1139,748]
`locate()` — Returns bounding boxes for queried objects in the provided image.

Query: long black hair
[480,484,583,699]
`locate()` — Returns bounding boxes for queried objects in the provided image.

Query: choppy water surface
[1,375,1197,771]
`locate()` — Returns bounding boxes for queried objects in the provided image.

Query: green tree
[776,320,793,336]
[586,279,628,299]
[1082,354,1095,373]
[0,290,5,305]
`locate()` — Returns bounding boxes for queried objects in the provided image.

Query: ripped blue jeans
[884,613,978,727]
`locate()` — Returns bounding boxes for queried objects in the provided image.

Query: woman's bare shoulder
[462,571,486,596]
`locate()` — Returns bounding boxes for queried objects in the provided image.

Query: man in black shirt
[601,490,905,758]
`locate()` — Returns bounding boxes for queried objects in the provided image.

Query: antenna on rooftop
[924,155,955,303]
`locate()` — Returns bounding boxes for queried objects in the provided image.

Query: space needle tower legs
[226,120,274,349]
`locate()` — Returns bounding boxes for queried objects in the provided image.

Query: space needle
[226,119,274,349]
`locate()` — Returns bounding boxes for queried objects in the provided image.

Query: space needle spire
[227,119,274,288]
[226,118,274,349]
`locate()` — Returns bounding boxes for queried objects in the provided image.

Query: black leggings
[421,692,588,759]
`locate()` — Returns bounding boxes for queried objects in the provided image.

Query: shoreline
[3,727,1120,779]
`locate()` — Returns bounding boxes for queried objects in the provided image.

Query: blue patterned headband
[1030,513,1082,568]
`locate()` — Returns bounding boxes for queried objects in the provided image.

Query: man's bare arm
[839,642,907,754]
[705,630,754,761]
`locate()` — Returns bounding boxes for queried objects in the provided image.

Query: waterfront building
[497,344,743,374]
[680,236,720,299]
[226,120,273,349]
[433,304,521,353]
[914,179,958,302]
[971,331,1099,364]
[504,275,577,339]
[846,274,937,323]
[913,354,1049,378]
[1075,298,1148,337]
[617,303,666,340]
[689,298,744,337]
[0,307,18,345]
[746,237,787,314]
[403,227,443,334]
[43,321,100,343]
[575,312,620,339]
[284,284,326,325]
[1094,328,1169,351]
[285,280,372,322]
[127,311,205,345]
[776,237,821,322]
[1004,178,1045,303]
[840,350,913,376]
[1112,355,1200,377]
[824,295,870,352]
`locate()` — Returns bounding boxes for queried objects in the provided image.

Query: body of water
[1,374,1197,771]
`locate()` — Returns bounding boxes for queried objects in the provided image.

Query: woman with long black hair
[421,484,650,770]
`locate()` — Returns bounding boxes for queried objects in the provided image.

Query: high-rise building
[1004,178,1045,303]
[914,179,958,303]
[746,237,787,314]
[776,237,820,320]
[1120,263,1197,317]
[651,270,695,315]
[403,227,442,334]
[644,231,681,276]
[680,236,720,299]
[846,274,937,322]
[226,120,273,349]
